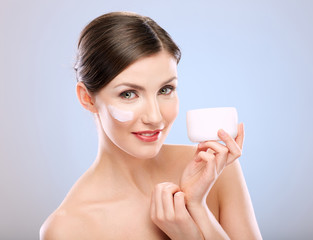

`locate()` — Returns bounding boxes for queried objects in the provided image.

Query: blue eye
[159,85,174,95]
[120,91,136,99]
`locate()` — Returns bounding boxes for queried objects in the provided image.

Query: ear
[76,82,98,113]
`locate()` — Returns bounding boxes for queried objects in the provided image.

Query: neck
[90,114,164,196]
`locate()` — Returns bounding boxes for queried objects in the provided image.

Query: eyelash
[119,85,176,100]
[159,85,175,95]
[119,91,137,99]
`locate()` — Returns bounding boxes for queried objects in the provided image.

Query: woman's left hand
[150,182,204,240]
[180,123,245,206]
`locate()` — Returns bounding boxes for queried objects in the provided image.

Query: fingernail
[219,129,227,137]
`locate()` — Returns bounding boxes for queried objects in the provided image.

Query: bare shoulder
[40,174,102,240]
[40,208,90,240]
[162,144,197,164]
[39,176,116,239]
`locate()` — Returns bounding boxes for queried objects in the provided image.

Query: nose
[141,97,163,126]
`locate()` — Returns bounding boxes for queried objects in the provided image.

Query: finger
[162,183,180,220]
[206,147,226,174]
[195,143,216,162]
[194,149,215,166]
[206,148,216,154]
[198,141,229,174]
[174,191,189,220]
[217,129,242,164]
[197,141,217,153]
[235,122,245,150]
[198,151,218,182]
[154,183,167,220]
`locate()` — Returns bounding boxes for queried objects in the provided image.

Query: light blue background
[1,0,312,239]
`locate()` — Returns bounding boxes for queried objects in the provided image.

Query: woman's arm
[180,123,262,239]
[185,160,262,240]
[213,159,262,239]
[186,203,230,240]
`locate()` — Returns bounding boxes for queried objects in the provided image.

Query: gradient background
[1,0,312,239]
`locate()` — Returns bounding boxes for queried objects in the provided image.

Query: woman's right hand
[180,123,244,207]
[150,182,204,240]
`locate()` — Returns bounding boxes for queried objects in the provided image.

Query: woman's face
[94,50,179,159]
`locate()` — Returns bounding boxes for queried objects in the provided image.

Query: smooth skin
[149,124,257,240]
[40,50,262,240]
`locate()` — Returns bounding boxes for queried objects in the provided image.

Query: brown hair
[74,11,181,95]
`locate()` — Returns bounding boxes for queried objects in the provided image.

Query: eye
[159,85,175,95]
[120,91,137,99]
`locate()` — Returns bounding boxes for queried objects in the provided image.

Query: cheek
[108,105,134,122]
[161,96,179,122]
[100,105,135,135]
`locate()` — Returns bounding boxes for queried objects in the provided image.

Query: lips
[132,129,162,142]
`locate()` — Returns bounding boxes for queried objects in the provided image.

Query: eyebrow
[114,77,178,90]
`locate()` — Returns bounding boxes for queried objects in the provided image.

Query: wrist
[185,203,230,240]
[186,199,207,212]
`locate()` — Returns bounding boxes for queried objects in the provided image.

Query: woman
[40,11,262,239]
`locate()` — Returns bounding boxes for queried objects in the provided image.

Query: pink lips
[132,129,162,142]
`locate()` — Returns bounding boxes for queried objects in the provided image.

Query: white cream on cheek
[107,105,134,122]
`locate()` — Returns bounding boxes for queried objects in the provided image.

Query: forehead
[108,50,178,87]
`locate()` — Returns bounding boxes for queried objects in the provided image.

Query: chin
[128,144,163,159]
[128,136,167,159]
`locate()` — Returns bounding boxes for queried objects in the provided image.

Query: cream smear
[108,105,134,122]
